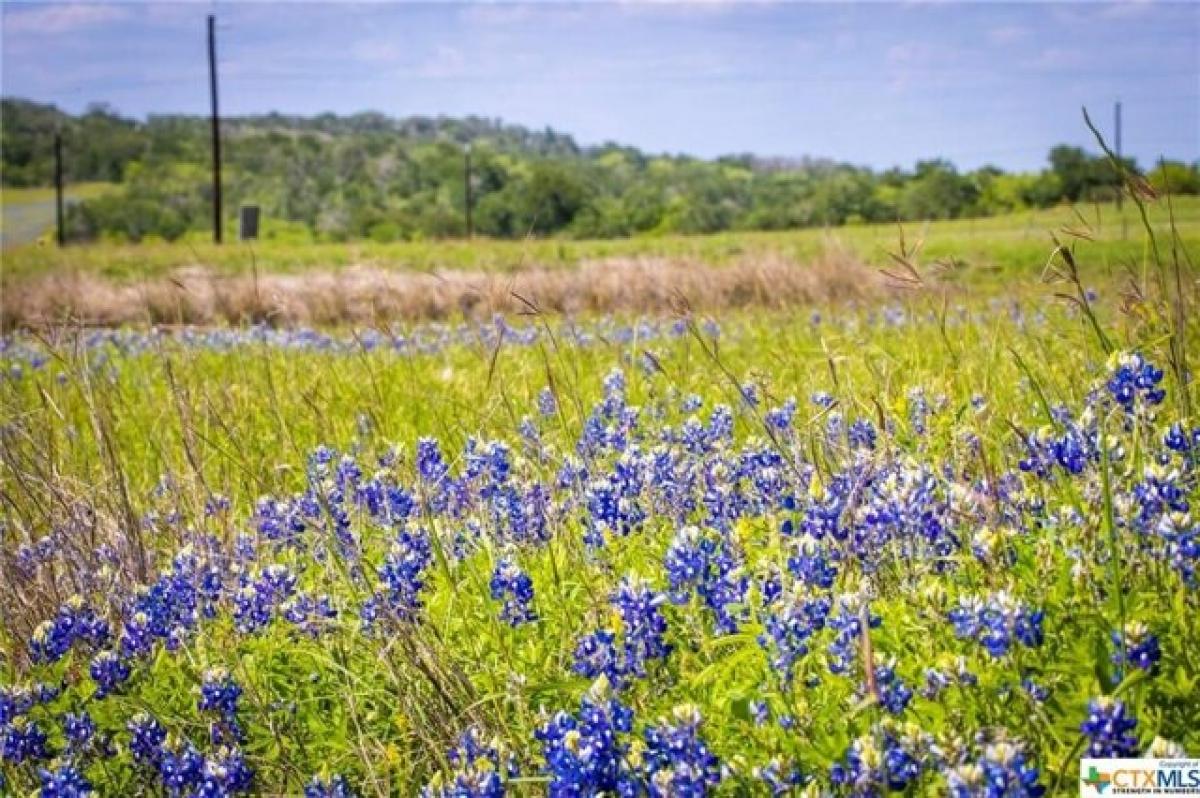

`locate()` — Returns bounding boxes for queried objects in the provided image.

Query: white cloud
[4,3,128,35]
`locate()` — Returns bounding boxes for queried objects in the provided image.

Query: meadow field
[1,191,1198,797]
[2,197,1198,329]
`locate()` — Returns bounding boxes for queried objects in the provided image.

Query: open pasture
[2,201,1198,795]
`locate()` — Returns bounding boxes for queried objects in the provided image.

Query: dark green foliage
[4,97,1198,242]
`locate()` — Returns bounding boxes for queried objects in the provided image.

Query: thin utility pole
[208,14,223,244]
[54,131,65,247]
[1114,100,1123,211]
[464,143,473,238]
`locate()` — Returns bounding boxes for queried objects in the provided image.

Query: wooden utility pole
[464,143,473,238]
[208,14,223,243]
[54,131,65,246]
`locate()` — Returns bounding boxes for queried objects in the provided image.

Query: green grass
[3,197,1198,286]
[1,202,1198,795]
[0,182,116,208]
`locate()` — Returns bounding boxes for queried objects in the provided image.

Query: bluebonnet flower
[119,548,219,656]
[707,405,734,445]
[827,592,880,675]
[1021,676,1050,703]
[573,629,624,685]
[0,684,33,724]
[907,387,931,436]
[89,650,131,697]
[199,667,242,718]
[663,526,748,634]
[422,727,515,798]
[1156,511,1200,586]
[536,678,640,797]
[948,593,1043,658]
[490,557,537,627]
[947,741,1044,797]
[1130,464,1189,533]
[158,740,206,792]
[757,589,830,683]
[831,722,933,795]
[611,575,671,679]
[643,705,723,796]
[921,667,953,700]
[127,712,167,765]
[1105,352,1165,416]
[537,387,558,417]
[1163,422,1196,454]
[306,774,358,798]
[31,596,110,664]
[233,564,298,634]
[764,399,796,434]
[282,592,338,637]
[1081,697,1140,757]
[201,745,254,794]
[753,757,804,795]
[205,493,231,517]
[63,711,96,753]
[366,527,432,627]
[1112,622,1160,673]
[811,391,836,409]
[872,659,913,715]
[38,762,95,797]
[1,716,49,763]
[583,473,646,545]
[33,682,60,704]
[787,535,837,589]
[848,418,877,450]
[417,436,451,487]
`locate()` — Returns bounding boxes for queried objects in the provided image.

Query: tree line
[3,98,1198,243]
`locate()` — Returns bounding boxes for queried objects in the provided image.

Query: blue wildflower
[1112,622,1161,674]
[38,762,95,797]
[306,774,358,798]
[1081,697,1140,757]
[490,557,537,627]
[89,650,131,698]
[536,678,640,797]
[643,705,723,796]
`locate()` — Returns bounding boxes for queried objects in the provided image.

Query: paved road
[1,195,83,249]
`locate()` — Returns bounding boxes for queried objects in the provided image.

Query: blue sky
[2,1,1197,171]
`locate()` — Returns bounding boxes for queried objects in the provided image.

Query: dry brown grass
[2,246,884,329]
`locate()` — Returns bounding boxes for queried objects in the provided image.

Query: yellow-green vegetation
[3,197,1198,285]
[1,182,116,208]
[1,184,1198,796]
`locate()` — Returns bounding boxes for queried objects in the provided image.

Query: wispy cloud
[4,3,127,35]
